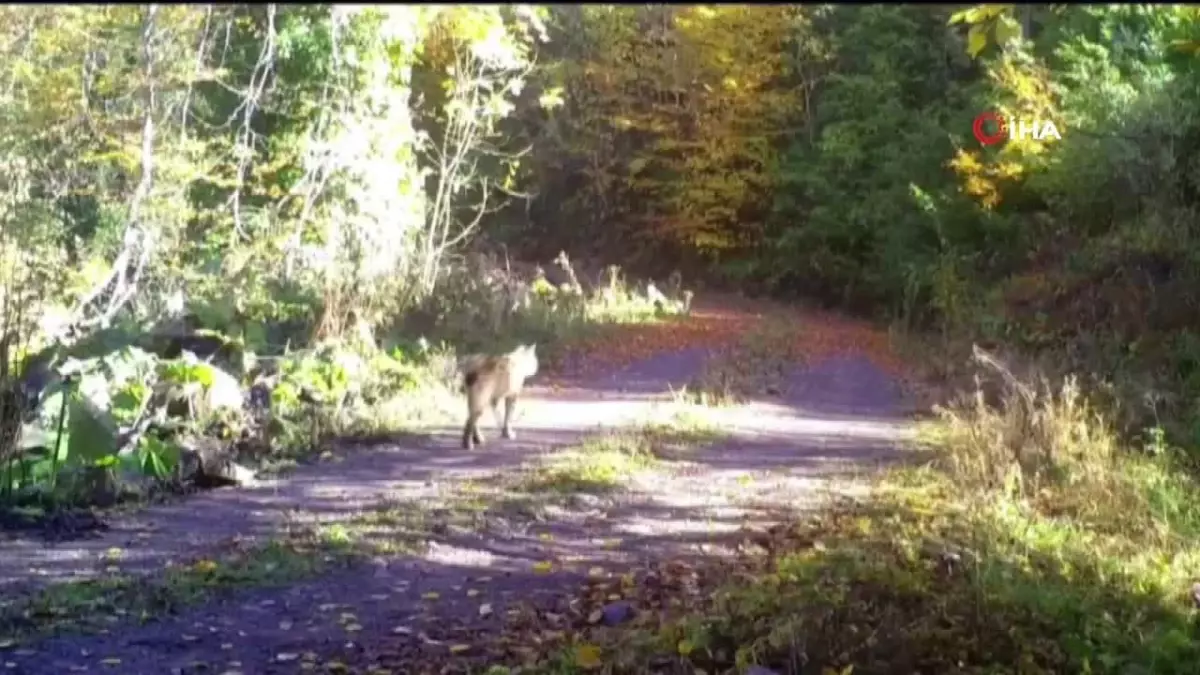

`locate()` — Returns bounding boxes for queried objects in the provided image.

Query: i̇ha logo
[972,111,1062,146]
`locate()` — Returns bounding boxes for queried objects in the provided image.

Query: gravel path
[0,304,916,674]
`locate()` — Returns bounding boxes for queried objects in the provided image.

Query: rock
[244,381,273,416]
[205,366,244,413]
[600,601,635,626]
[568,493,602,510]
[179,436,259,488]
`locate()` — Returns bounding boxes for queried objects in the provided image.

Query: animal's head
[512,343,539,378]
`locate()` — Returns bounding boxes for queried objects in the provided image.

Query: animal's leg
[501,395,518,440]
[462,410,485,449]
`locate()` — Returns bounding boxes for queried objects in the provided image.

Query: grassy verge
[517,367,1200,674]
[489,418,724,511]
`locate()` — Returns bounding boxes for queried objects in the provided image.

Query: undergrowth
[532,348,1200,675]
[0,250,691,512]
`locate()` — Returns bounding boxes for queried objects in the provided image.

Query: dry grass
[515,346,1200,674]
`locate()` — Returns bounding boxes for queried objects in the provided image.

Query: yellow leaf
[421,592,440,600]
[193,559,218,574]
[449,644,471,654]
[677,639,695,656]
[994,14,1021,46]
[966,25,988,58]
[948,9,972,25]
[574,643,603,670]
[532,560,553,574]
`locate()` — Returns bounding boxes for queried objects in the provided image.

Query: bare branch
[68,3,161,335]
[227,4,277,240]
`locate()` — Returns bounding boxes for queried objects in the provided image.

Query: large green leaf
[135,436,182,480]
[66,395,119,465]
[159,351,217,388]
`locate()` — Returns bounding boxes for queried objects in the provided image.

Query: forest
[3,4,1200,674]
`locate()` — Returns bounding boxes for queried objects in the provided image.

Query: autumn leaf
[948,8,973,24]
[994,14,1022,46]
[967,25,988,58]
[573,643,603,670]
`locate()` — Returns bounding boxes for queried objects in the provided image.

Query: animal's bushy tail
[458,353,487,393]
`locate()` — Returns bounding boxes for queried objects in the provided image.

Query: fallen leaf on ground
[574,643,603,670]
